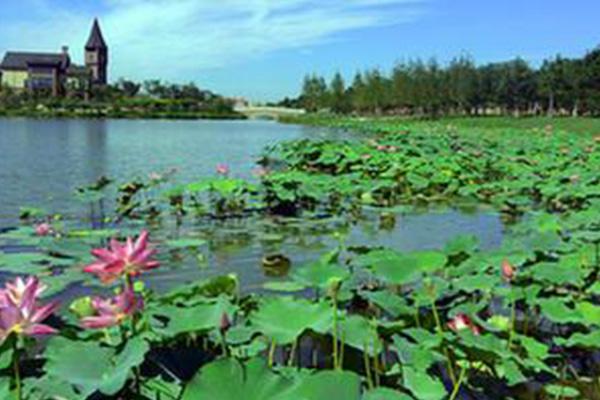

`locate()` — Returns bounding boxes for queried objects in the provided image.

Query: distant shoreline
[0,109,246,121]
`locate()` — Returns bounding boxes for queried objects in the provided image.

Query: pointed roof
[85,19,107,50]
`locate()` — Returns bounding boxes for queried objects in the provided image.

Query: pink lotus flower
[447,313,481,335]
[216,164,230,176]
[35,223,52,237]
[81,284,141,329]
[0,277,58,342]
[501,259,515,282]
[84,230,159,284]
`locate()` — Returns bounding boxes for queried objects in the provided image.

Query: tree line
[0,79,236,116]
[288,46,600,117]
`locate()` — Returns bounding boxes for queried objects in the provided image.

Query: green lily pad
[182,358,293,400]
[251,297,333,344]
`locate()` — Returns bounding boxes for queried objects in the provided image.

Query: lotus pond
[0,117,599,399]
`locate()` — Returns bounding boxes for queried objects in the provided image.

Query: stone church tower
[85,18,108,86]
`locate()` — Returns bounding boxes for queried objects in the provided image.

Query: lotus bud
[35,223,52,236]
[447,313,481,335]
[501,259,515,282]
[220,312,231,334]
[327,277,343,298]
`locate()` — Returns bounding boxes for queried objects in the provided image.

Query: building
[85,18,108,86]
[0,18,109,96]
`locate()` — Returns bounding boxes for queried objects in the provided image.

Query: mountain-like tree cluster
[291,47,600,117]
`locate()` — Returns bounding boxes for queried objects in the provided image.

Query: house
[0,18,109,96]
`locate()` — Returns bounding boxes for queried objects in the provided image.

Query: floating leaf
[251,297,332,344]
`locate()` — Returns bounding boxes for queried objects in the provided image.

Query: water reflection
[82,120,108,183]
[0,119,324,226]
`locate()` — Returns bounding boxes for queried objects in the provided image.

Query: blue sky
[1,0,599,101]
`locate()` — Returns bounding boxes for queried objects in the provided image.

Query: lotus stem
[287,339,297,367]
[363,340,374,390]
[372,328,381,387]
[220,332,229,358]
[430,297,457,385]
[12,344,20,400]
[332,294,339,370]
[268,339,276,368]
[507,296,516,350]
[338,329,346,370]
[449,364,468,400]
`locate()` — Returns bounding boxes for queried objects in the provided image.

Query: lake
[0,118,504,291]
[0,118,344,226]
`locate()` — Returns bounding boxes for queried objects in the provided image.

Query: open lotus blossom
[84,230,159,284]
[81,284,142,329]
[216,163,230,176]
[447,313,481,335]
[35,223,52,236]
[0,277,58,342]
[501,259,515,282]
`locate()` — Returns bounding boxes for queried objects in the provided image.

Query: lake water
[0,118,342,226]
[0,118,504,291]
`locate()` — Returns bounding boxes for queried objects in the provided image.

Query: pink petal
[91,248,118,262]
[135,230,149,251]
[24,324,57,336]
[81,315,119,329]
[0,306,20,331]
[30,301,59,324]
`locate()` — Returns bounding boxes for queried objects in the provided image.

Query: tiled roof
[0,52,68,70]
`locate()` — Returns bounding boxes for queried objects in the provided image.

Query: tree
[301,74,328,112]
[446,55,478,114]
[286,42,600,117]
[582,48,600,115]
[329,72,349,113]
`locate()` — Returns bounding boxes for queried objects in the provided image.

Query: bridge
[235,106,306,120]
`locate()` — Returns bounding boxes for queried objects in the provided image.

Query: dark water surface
[0,118,504,291]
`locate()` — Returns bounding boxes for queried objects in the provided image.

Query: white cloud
[0,0,425,85]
